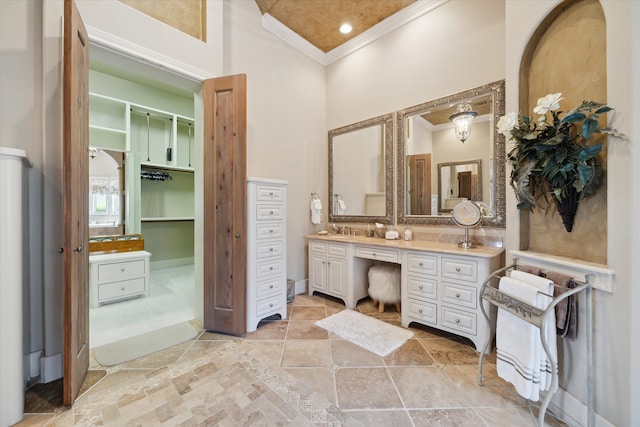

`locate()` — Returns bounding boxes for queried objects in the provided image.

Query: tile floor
[20,294,567,426]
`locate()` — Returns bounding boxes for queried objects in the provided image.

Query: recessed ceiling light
[339,23,352,34]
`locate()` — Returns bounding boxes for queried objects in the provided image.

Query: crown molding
[262,0,450,66]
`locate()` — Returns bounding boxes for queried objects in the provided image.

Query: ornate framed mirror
[329,113,394,224]
[396,80,505,227]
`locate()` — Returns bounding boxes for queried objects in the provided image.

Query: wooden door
[408,154,431,215]
[62,0,90,406]
[458,171,472,199]
[203,75,247,335]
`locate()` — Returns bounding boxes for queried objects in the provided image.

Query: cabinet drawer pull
[269,229,274,233]
[455,267,461,272]
[121,268,125,272]
[269,248,274,252]
[269,285,274,289]
[269,303,274,307]
[419,285,424,290]
[455,293,460,298]
[270,210,274,214]
[269,191,274,196]
[419,262,423,267]
[121,287,125,291]
[418,309,423,314]
[269,266,274,270]
[455,318,460,324]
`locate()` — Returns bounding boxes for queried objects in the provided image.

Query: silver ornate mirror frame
[396,80,506,227]
[329,113,394,224]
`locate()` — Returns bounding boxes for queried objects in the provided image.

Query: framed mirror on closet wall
[396,80,506,227]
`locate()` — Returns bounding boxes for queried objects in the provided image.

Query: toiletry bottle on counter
[404,227,413,241]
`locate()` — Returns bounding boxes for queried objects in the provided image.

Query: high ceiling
[254,0,417,53]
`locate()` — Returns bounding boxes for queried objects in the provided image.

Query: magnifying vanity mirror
[397,80,506,227]
[329,113,394,224]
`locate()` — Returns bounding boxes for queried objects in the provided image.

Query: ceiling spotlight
[340,23,352,34]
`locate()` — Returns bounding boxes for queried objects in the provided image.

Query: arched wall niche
[518,0,607,264]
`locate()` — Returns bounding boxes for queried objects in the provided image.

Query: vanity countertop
[305,234,504,259]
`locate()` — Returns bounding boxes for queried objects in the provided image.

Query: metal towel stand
[477,258,594,427]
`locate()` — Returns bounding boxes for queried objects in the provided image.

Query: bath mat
[315,310,413,356]
[93,321,199,366]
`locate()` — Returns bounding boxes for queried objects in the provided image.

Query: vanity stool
[368,264,401,312]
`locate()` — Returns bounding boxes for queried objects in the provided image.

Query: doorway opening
[87,43,201,349]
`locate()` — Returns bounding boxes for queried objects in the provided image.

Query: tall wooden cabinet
[246,177,288,332]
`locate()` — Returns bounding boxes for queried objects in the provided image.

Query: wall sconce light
[89,147,98,159]
[448,104,477,143]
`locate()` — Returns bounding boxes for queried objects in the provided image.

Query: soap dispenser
[404,226,413,241]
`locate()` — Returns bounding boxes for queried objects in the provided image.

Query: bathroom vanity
[306,234,504,351]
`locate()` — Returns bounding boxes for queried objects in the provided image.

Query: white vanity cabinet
[309,241,351,304]
[89,251,151,308]
[402,251,501,352]
[306,235,503,352]
[246,178,288,332]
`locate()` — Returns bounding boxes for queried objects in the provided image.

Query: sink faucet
[342,226,351,235]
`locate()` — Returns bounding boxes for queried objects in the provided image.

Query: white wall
[222,0,327,283]
[505,1,638,426]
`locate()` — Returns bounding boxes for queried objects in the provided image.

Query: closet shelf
[89,124,127,135]
[141,217,194,222]
[140,162,194,173]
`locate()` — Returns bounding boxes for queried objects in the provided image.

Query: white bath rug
[315,309,413,357]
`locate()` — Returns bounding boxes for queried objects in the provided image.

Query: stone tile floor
[19,294,566,426]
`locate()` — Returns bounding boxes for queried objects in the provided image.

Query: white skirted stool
[367,264,401,312]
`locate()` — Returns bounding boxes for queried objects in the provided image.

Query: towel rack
[477,259,593,427]
[311,191,320,199]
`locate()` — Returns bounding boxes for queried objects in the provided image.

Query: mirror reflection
[397,80,506,227]
[89,148,125,236]
[329,113,394,224]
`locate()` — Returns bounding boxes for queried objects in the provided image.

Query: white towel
[511,270,557,393]
[496,276,542,400]
[337,199,346,214]
[310,198,322,224]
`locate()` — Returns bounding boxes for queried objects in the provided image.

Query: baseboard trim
[40,353,63,384]
[24,351,42,383]
[150,257,194,270]
[547,387,614,427]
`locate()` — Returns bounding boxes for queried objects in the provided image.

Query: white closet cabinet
[246,178,288,332]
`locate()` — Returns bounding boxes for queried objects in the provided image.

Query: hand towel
[510,270,557,393]
[496,276,542,400]
[337,199,346,214]
[310,198,322,224]
[543,271,576,339]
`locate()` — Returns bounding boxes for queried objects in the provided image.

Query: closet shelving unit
[477,260,594,427]
[88,92,196,229]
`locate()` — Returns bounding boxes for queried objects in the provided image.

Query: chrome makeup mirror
[329,113,394,224]
[396,80,505,227]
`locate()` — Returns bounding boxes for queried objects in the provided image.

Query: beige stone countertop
[305,234,504,259]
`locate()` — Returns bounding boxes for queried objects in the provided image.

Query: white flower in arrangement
[532,92,563,115]
[496,112,518,139]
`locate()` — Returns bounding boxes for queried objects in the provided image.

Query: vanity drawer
[256,240,284,259]
[441,257,477,283]
[98,277,145,301]
[255,185,285,202]
[441,281,477,309]
[355,245,398,263]
[256,205,284,221]
[407,275,437,300]
[310,240,327,254]
[256,222,284,240]
[441,306,476,335]
[406,299,437,325]
[256,258,284,278]
[256,278,283,298]
[406,252,437,276]
[256,294,283,317]
[328,243,347,257]
[97,259,146,283]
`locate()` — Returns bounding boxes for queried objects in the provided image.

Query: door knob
[73,246,82,252]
